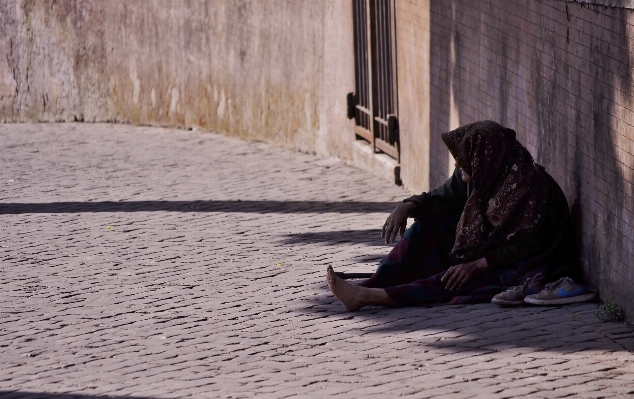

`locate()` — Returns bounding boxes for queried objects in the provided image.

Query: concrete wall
[0,0,356,159]
[394,0,432,195]
[395,0,634,318]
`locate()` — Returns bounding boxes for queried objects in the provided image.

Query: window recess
[348,0,400,162]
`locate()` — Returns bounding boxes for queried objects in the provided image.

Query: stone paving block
[0,123,633,398]
[431,391,487,399]
[488,385,542,397]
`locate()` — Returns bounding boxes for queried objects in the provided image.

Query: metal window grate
[351,0,399,162]
[352,0,372,133]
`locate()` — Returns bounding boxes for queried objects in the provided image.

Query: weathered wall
[0,0,355,158]
[395,0,431,195]
[397,0,633,317]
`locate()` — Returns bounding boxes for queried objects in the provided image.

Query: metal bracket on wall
[347,92,357,120]
[387,114,399,144]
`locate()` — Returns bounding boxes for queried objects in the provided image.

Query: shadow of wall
[428,1,453,189]
[426,0,633,318]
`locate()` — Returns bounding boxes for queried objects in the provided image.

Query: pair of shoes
[491,273,544,306]
[492,275,597,306]
[524,277,597,305]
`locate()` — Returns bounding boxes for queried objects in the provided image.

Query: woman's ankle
[362,287,398,307]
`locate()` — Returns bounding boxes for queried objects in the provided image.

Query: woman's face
[455,161,473,183]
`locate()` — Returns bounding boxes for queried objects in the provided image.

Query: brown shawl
[441,121,548,261]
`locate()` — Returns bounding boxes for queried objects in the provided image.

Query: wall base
[351,139,401,186]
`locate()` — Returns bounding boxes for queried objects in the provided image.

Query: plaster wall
[0,0,355,158]
[394,0,431,195]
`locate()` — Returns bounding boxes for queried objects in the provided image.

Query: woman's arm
[441,258,489,290]
[382,202,417,244]
[483,230,547,270]
[403,168,470,219]
[441,223,550,290]
[383,168,470,244]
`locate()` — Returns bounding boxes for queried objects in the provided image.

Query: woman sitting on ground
[327,120,577,311]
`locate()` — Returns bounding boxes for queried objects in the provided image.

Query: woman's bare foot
[326,266,398,311]
[327,266,365,311]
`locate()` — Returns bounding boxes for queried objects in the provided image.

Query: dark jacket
[403,167,573,272]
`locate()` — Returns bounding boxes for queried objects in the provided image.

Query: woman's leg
[327,266,398,311]
[383,269,507,306]
[328,266,506,310]
[361,211,461,289]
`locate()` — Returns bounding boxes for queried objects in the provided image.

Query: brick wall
[0,0,356,159]
[397,0,634,317]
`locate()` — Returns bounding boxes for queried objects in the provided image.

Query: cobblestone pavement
[1,123,633,399]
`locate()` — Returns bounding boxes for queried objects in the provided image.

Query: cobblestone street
[1,123,633,398]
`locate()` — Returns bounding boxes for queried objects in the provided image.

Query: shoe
[491,273,544,306]
[524,277,597,305]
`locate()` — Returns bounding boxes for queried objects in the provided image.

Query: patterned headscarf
[441,120,548,261]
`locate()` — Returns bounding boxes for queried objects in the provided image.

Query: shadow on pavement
[0,392,154,399]
[0,200,394,214]
[353,254,387,263]
[280,229,387,246]
[302,281,634,354]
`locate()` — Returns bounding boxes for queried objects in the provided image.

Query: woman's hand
[441,257,488,290]
[382,202,417,244]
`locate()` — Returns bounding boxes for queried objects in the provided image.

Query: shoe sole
[524,292,597,305]
[491,298,524,306]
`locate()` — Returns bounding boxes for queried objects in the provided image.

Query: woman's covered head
[440,121,546,261]
[441,120,522,187]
